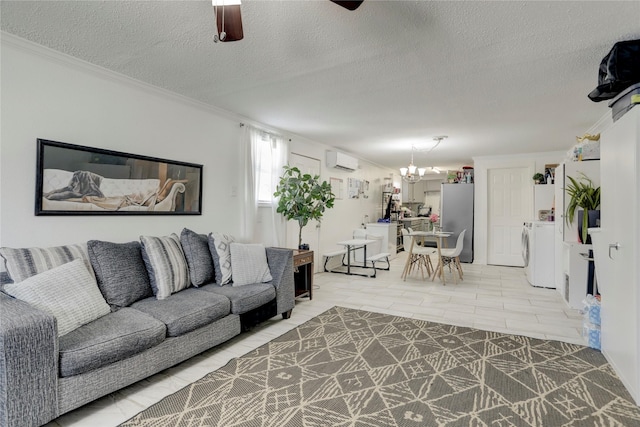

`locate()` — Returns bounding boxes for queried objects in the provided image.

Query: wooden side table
[293,249,314,300]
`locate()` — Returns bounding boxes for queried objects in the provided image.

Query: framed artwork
[35,139,203,215]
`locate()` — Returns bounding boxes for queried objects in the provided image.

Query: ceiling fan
[212,0,364,43]
[329,1,364,11]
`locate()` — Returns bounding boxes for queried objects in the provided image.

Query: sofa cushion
[58,308,166,377]
[87,240,153,309]
[180,228,215,286]
[208,232,235,285]
[230,243,272,286]
[0,243,93,283]
[130,287,230,337]
[140,234,190,300]
[202,282,275,315]
[3,259,111,337]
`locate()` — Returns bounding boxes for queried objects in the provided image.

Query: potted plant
[532,172,545,184]
[428,213,439,231]
[565,173,601,244]
[274,165,336,249]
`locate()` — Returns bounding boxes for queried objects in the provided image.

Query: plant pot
[298,243,309,250]
[578,210,600,244]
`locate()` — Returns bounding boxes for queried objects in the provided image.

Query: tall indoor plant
[565,173,601,244]
[274,165,335,249]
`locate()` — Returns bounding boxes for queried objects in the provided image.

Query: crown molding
[586,110,613,136]
[0,32,280,131]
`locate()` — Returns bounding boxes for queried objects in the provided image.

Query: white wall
[0,35,396,260]
[472,151,566,265]
[287,137,395,268]
[1,35,243,248]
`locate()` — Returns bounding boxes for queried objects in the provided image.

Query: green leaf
[273,165,336,246]
[565,172,600,227]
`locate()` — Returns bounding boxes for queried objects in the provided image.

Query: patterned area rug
[121,306,640,426]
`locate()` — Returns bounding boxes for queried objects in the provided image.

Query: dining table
[401,230,453,284]
[333,238,377,277]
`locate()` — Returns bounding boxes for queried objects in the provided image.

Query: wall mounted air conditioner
[326,151,358,172]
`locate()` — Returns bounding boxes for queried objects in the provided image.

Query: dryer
[522,221,555,288]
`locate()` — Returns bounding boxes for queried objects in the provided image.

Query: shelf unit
[382,191,401,221]
[382,191,403,251]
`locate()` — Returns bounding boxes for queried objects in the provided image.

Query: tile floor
[46,253,585,426]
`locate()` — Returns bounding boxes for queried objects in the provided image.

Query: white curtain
[239,125,288,246]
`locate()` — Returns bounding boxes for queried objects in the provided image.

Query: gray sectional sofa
[0,229,295,427]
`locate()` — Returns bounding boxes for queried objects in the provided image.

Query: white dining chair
[436,229,466,284]
[401,229,434,280]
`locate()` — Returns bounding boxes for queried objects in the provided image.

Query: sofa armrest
[266,247,295,316]
[154,181,186,211]
[0,292,59,427]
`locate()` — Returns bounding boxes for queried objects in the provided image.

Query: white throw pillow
[3,259,110,336]
[140,234,190,300]
[230,243,272,286]
[208,233,235,285]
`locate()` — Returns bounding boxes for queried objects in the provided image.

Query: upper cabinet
[402,179,443,203]
[426,179,443,192]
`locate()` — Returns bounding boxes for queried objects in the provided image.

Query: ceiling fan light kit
[212,0,243,43]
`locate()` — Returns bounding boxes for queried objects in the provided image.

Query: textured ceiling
[2,1,639,173]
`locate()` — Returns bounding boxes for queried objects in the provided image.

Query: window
[256,133,285,205]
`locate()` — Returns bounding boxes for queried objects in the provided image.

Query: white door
[600,108,639,403]
[487,167,531,266]
[287,153,321,270]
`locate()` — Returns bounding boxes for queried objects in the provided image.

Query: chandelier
[399,146,426,184]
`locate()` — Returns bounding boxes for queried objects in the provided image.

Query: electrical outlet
[230,185,237,197]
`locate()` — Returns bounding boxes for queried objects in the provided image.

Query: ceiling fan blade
[330,1,364,11]
[215,4,243,42]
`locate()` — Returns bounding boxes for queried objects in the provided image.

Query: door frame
[472,154,540,265]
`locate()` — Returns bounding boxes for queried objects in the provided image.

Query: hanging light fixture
[426,136,447,176]
[212,0,243,43]
[400,146,426,183]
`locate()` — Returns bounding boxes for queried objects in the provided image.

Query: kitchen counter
[400,217,427,224]
[400,217,428,232]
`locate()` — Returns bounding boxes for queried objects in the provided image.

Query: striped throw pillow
[140,234,190,300]
[0,243,93,283]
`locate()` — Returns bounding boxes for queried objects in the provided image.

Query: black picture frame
[35,139,203,216]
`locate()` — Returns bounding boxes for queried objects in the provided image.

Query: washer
[522,221,555,288]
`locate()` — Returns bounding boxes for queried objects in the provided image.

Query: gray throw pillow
[140,234,190,300]
[180,228,215,286]
[87,240,153,309]
[208,232,235,285]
